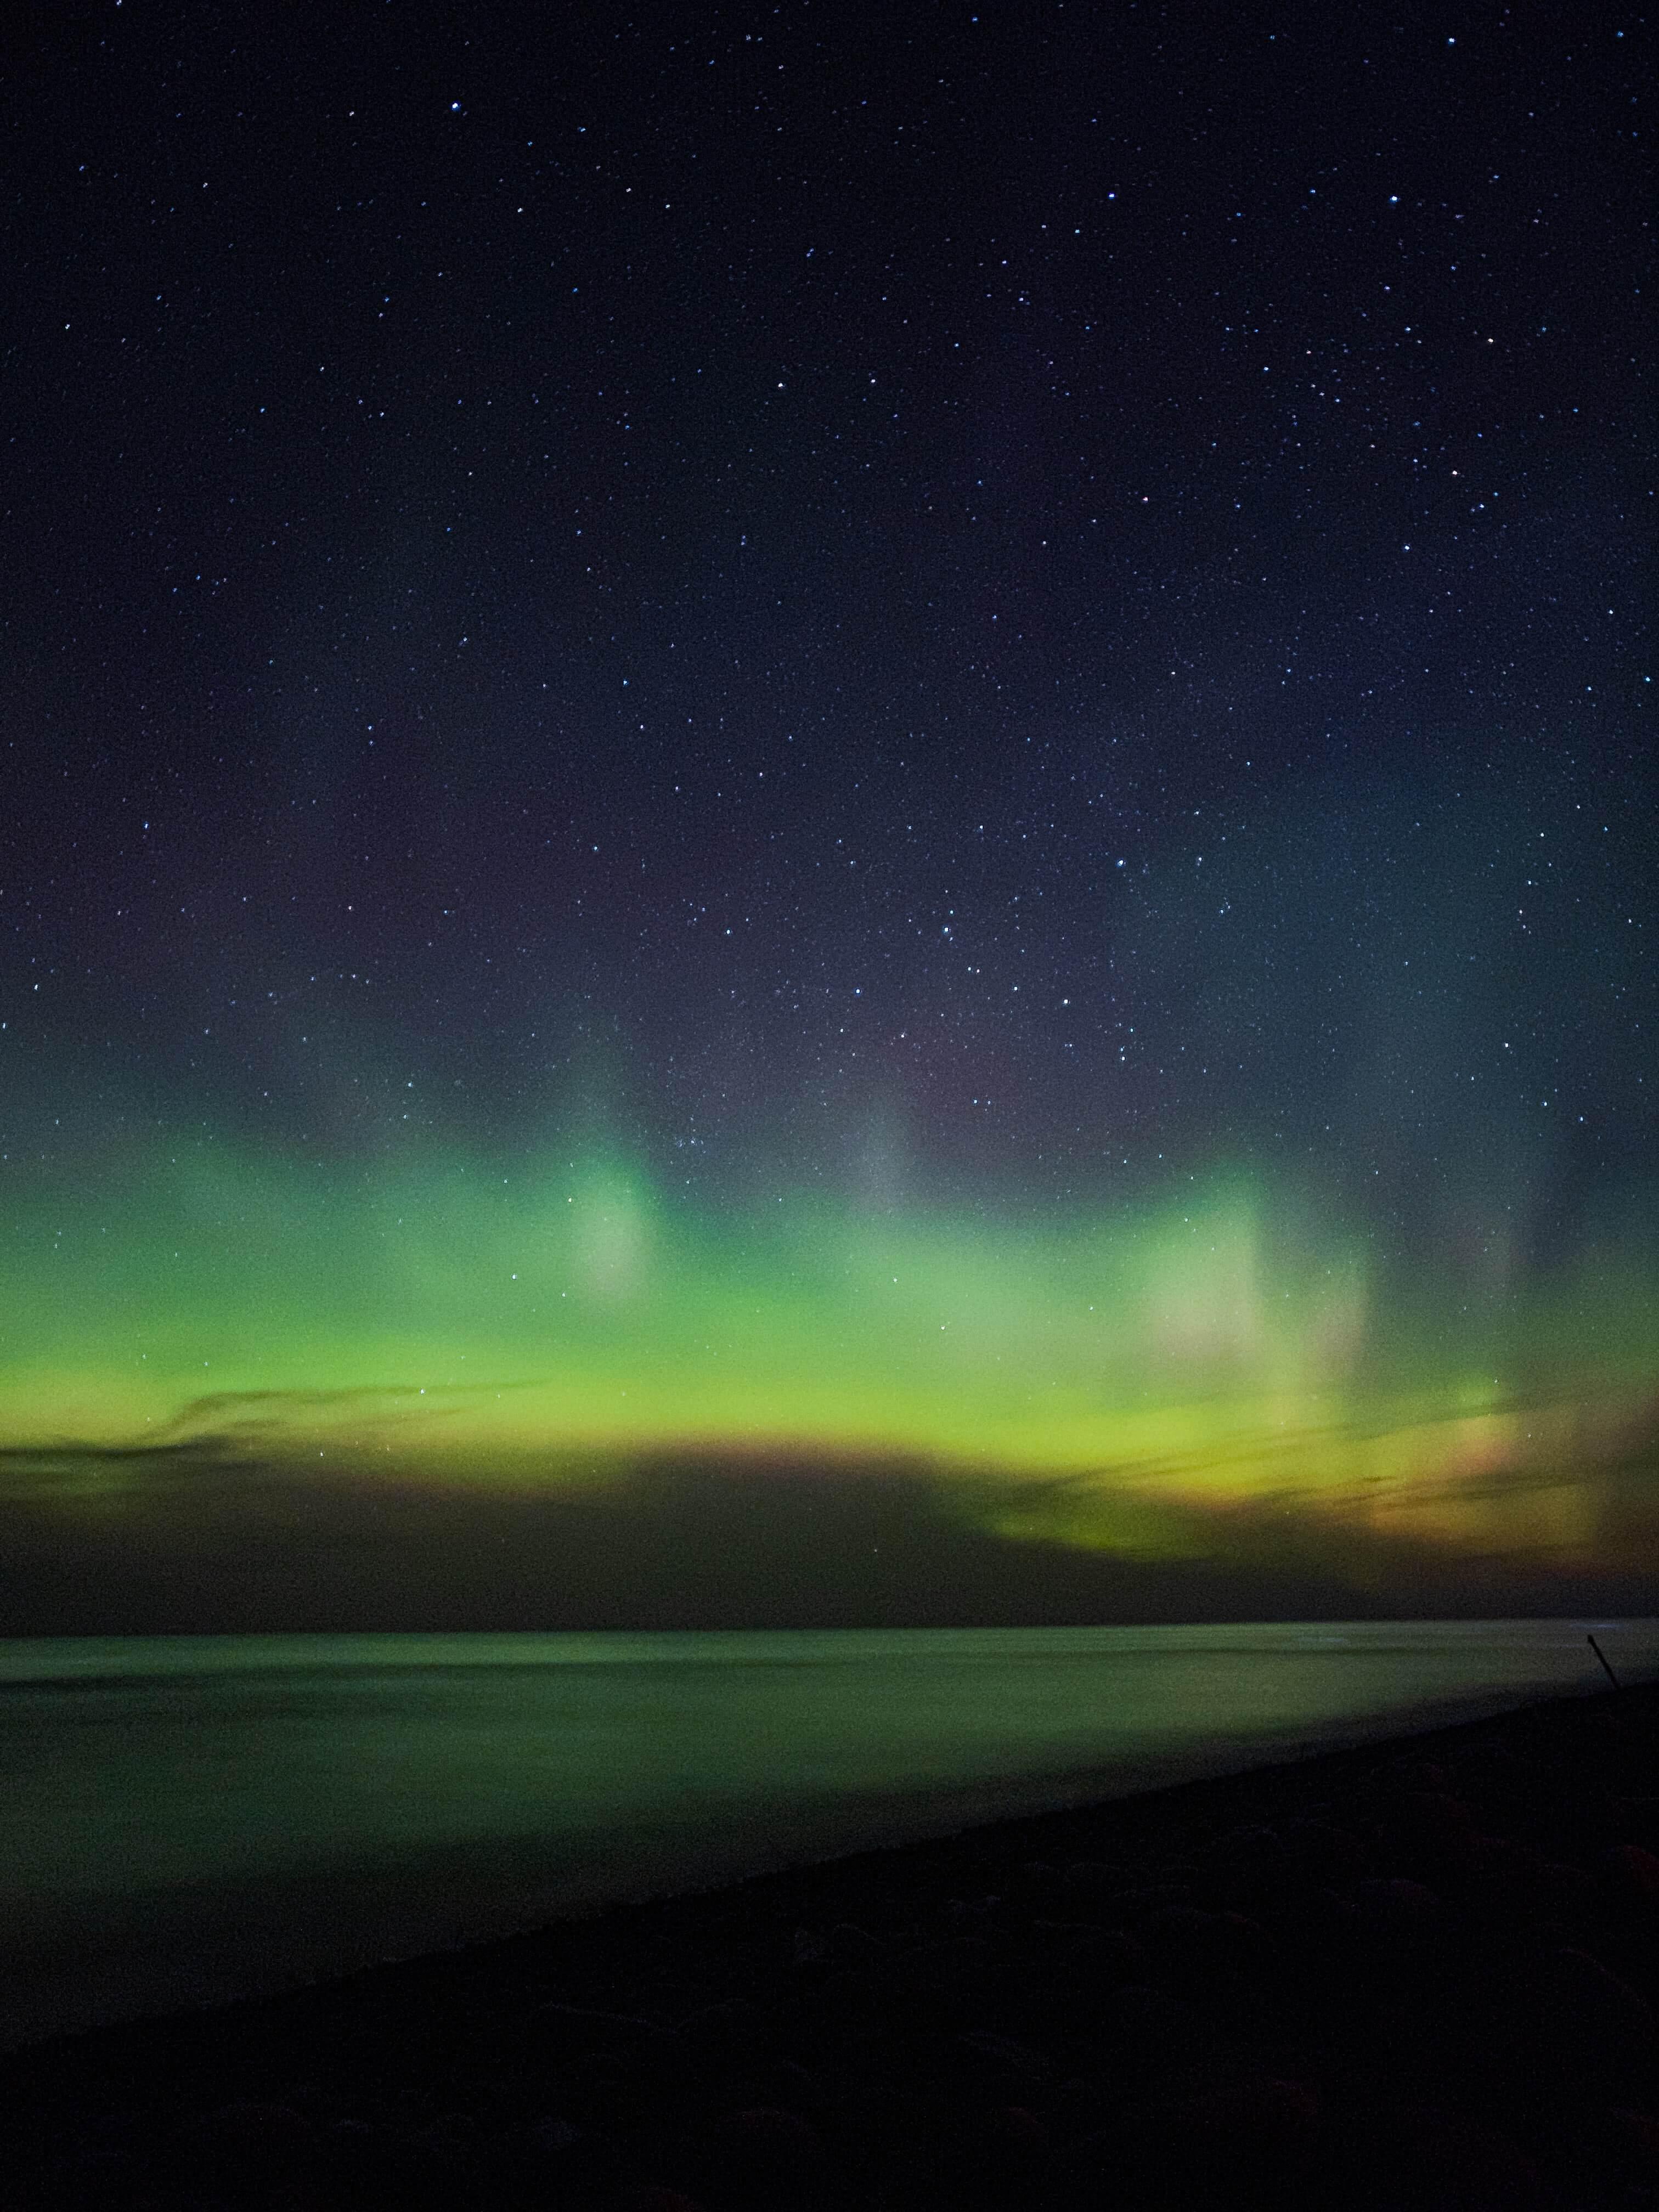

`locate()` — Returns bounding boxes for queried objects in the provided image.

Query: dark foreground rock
[2,1683,1656,2210]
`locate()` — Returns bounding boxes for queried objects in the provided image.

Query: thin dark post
[1588,1634,1622,1691]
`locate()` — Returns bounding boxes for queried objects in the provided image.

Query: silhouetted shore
[3,1679,1656,2209]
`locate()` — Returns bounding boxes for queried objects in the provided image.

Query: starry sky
[2,2,1653,1631]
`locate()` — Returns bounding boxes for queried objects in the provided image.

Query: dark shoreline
[3,1681,1656,2209]
[3,1674,1592,2057]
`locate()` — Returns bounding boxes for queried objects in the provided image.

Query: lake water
[3,1618,1655,2047]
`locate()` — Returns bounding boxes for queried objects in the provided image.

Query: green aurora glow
[5,1134,1656,1605]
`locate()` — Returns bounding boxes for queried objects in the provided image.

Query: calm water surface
[2,1620,1654,2045]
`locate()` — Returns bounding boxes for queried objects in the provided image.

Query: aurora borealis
[6,1133,1657,1627]
[2,4,1652,1628]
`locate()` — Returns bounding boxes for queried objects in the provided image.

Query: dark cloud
[8,1427,1655,1637]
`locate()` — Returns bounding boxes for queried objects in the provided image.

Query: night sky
[3,3,1653,1632]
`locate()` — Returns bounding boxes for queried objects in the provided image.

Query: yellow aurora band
[3,1132,1655,1597]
